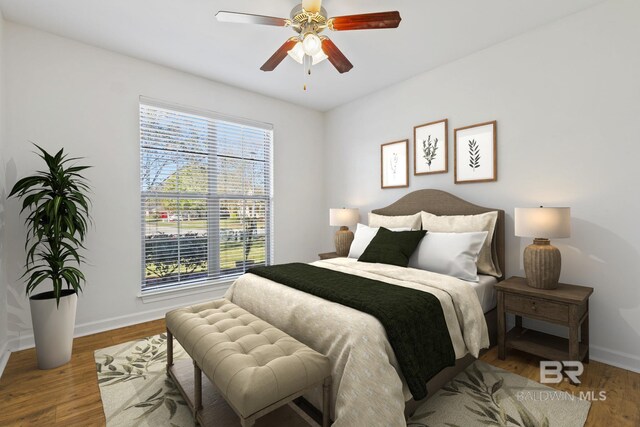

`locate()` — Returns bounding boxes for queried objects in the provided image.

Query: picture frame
[381,139,409,189]
[414,119,448,175]
[454,121,497,184]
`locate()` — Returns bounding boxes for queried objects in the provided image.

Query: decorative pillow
[420,211,501,277]
[348,223,411,259]
[408,231,488,282]
[368,212,421,230]
[358,228,427,267]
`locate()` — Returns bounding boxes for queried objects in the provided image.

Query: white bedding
[224,258,490,427]
[472,275,498,313]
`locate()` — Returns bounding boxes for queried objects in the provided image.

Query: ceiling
[0,0,604,111]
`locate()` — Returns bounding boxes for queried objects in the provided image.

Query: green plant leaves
[9,144,92,304]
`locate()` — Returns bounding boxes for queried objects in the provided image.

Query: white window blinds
[140,98,273,292]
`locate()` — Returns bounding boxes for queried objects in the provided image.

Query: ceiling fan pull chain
[303,54,309,91]
[304,53,313,87]
[304,54,311,75]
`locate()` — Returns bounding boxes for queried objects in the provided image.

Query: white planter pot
[29,290,78,370]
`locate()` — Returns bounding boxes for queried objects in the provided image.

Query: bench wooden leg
[322,376,332,427]
[166,328,174,377]
[194,361,202,422]
[240,419,255,427]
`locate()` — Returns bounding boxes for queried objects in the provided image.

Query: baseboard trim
[590,344,640,374]
[511,318,640,374]
[5,286,229,353]
[0,341,10,379]
[3,294,639,377]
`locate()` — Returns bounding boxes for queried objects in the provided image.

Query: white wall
[324,0,640,372]
[0,9,8,372]
[3,0,639,376]
[2,22,325,350]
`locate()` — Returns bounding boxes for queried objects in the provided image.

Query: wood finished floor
[0,319,638,426]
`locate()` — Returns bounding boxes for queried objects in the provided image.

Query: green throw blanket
[248,263,455,400]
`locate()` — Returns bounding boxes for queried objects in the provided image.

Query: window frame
[139,97,274,295]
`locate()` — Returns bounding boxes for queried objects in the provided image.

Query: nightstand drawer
[504,293,568,323]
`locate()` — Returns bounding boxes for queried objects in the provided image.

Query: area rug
[96,336,591,427]
[407,360,591,427]
[95,333,311,427]
[95,333,193,427]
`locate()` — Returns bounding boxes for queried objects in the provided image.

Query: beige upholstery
[166,299,330,419]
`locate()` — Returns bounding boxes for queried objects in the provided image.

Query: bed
[224,189,505,427]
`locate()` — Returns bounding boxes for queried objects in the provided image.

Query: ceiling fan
[216,0,401,74]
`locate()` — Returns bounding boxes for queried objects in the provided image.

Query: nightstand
[318,252,340,260]
[496,276,593,365]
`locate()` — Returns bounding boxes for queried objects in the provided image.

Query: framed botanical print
[454,121,497,184]
[381,139,409,189]
[414,119,448,175]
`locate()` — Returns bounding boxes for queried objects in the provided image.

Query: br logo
[540,361,584,384]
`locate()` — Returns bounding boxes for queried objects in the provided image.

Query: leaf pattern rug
[95,336,591,427]
[408,361,591,427]
[95,333,193,427]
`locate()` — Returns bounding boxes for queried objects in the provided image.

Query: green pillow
[358,227,427,267]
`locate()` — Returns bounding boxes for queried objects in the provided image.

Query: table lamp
[515,207,571,289]
[329,208,360,257]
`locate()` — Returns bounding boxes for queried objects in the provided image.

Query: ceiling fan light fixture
[287,41,305,64]
[312,49,328,65]
[218,3,400,75]
[301,0,322,14]
[302,32,322,56]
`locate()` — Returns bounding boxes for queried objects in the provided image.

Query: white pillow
[408,231,488,282]
[420,211,501,277]
[368,212,421,229]
[348,223,410,259]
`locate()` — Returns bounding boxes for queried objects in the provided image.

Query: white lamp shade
[515,207,571,239]
[287,42,305,64]
[330,208,359,227]
[312,49,328,65]
[302,33,322,56]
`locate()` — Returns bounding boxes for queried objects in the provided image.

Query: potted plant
[9,145,91,369]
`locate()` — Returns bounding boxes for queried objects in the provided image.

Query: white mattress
[471,275,498,313]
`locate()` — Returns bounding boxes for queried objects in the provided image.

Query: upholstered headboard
[371,189,505,280]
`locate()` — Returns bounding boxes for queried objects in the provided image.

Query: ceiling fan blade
[329,11,401,31]
[216,11,289,27]
[261,39,299,72]
[322,38,354,74]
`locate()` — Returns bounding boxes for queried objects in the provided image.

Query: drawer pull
[531,303,537,311]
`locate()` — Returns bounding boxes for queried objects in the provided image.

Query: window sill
[138,278,236,304]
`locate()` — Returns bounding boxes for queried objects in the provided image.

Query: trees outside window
[140,100,272,291]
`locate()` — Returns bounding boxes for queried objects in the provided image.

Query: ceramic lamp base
[334,226,354,257]
[523,238,561,289]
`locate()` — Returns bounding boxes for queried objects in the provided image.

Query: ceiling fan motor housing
[290,5,328,36]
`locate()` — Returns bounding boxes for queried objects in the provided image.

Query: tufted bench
[165,299,332,427]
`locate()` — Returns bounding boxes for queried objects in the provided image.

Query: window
[140,98,273,292]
